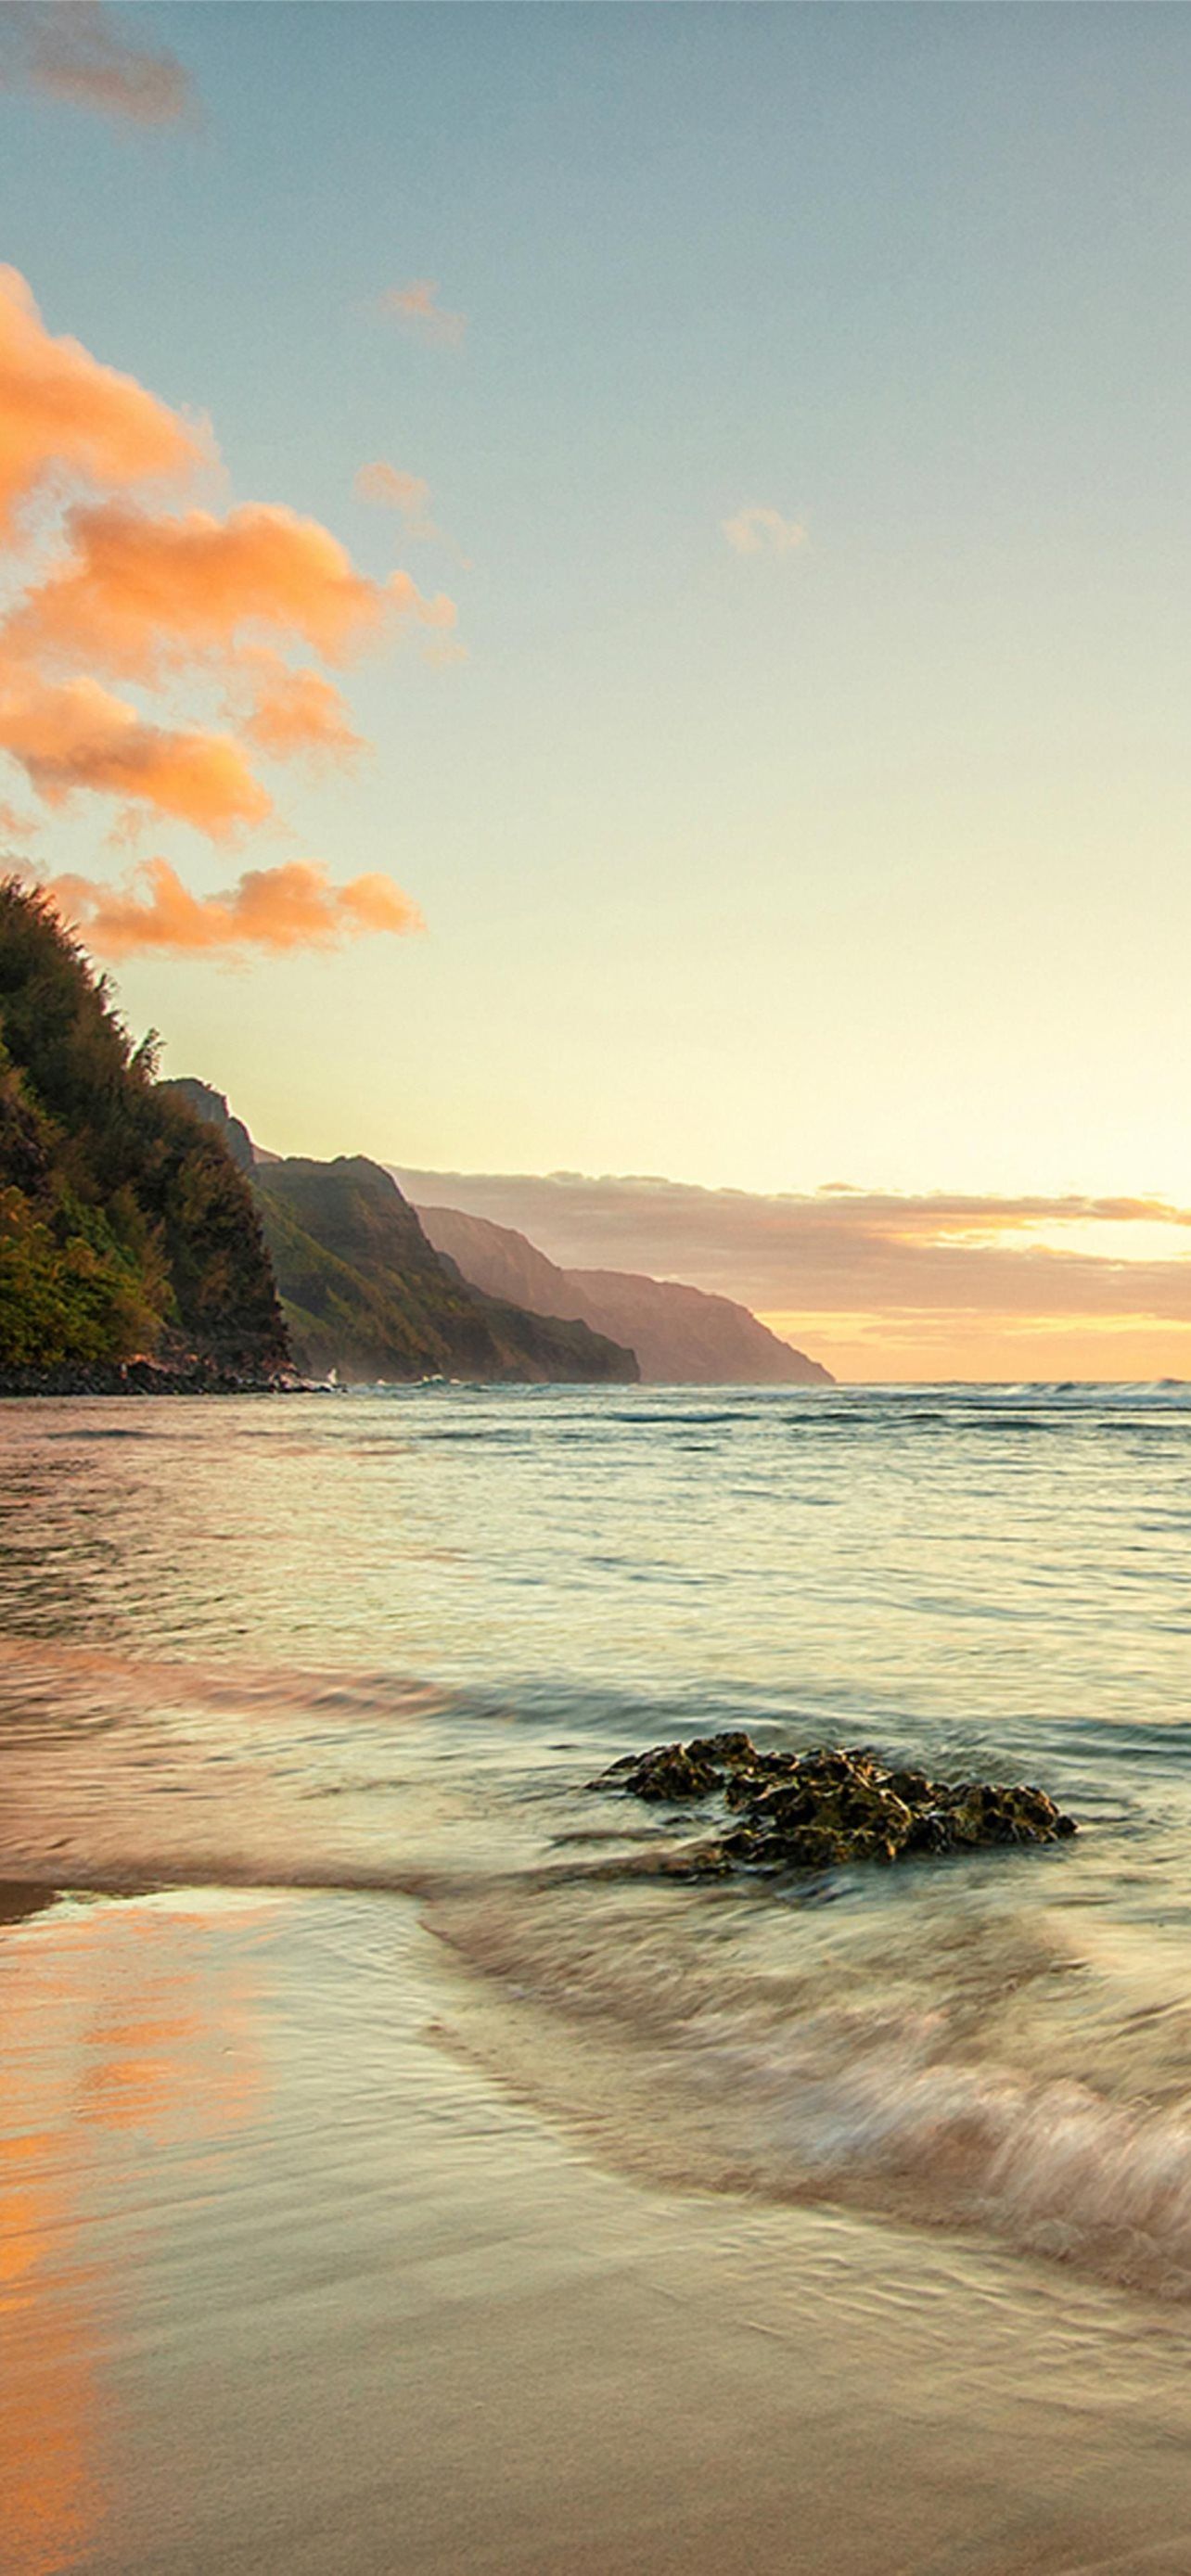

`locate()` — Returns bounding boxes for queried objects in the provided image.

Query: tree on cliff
[0,877,288,1375]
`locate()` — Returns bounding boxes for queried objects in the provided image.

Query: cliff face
[416,1204,833,1385]
[160,1082,637,1384]
[161,1078,256,1173]
[0,883,288,1382]
[416,1205,579,1322]
[563,1269,833,1385]
[253,1155,638,1384]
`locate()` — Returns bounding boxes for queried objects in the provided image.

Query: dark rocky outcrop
[592,1732,1076,1876]
[0,1355,287,1396]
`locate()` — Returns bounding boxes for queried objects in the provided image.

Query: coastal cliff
[255,1154,639,1384]
[0,883,288,1386]
[161,1083,637,1384]
[416,1203,833,1385]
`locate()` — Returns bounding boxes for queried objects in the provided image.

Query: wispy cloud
[378,279,467,350]
[47,857,423,958]
[392,1169,1191,1382]
[722,505,806,557]
[354,461,436,539]
[0,266,457,861]
[388,1171,1191,1314]
[354,457,471,568]
[0,3,197,127]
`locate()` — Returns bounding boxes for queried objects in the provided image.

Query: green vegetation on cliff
[160,1086,638,1383]
[254,1154,638,1383]
[0,882,287,1378]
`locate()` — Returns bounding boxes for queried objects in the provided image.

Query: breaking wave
[427,1871,1191,2302]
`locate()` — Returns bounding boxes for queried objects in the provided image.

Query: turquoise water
[2,1383,1190,2298]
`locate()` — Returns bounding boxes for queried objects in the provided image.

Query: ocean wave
[427,1875,1191,2302]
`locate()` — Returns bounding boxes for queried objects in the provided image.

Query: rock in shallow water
[593,1735,1076,1878]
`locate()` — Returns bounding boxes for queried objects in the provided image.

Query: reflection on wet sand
[1,2131,102,2576]
[0,1898,270,2576]
[2,1886,1191,2576]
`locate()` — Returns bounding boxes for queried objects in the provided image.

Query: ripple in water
[1,1383,1189,2301]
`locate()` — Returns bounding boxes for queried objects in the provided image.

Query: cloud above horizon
[722,505,806,556]
[239,657,365,764]
[378,279,467,349]
[0,796,36,841]
[0,265,203,536]
[355,460,436,539]
[358,461,445,545]
[0,3,196,127]
[0,266,443,940]
[393,1167,1191,1382]
[0,675,269,834]
[354,457,471,571]
[3,495,454,684]
[47,856,424,958]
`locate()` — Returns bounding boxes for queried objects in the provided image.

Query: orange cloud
[0,798,37,841]
[46,856,424,957]
[378,280,467,349]
[354,460,435,534]
[0,675,269,834]
[722,505,806,556]
[0,265,452,877]
[0,267,202,536]
[0,1,196,126]
[354,460,471,571]
[3,498,457,679]
[239,656,364,764]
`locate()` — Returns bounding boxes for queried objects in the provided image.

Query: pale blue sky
[4,3,1191,1201]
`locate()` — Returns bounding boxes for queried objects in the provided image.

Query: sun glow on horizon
[4,6,1191,1375]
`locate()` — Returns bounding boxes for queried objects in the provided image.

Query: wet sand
[4,1887,1190,2576]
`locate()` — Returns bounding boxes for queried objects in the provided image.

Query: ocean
[3,1384,1191,2574]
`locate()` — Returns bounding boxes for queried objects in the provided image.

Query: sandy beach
[4,1388,1191,2575]
[5,1882,1191,2576]
[6,1,1191,2558]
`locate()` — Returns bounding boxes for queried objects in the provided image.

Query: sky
[1,1,1190,1378]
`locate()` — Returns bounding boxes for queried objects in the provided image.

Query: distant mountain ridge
[259,1155,638,1384]
[415,1202,832,1385]
[158,1084,830,1386]
[161,1084,636,1385]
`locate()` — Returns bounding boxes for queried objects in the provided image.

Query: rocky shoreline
[0,1357,298,1397]
[593,1732,1077,1876]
